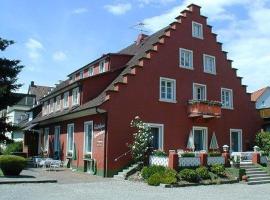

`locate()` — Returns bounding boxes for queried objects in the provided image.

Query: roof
[28,84,54,102]
[251,87,270,102]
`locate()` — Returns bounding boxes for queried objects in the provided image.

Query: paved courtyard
[0,179,269,200]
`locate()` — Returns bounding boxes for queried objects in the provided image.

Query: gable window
[63,92,69,108]
[192,21,203,39]
[99,61,105,73]
[203,54,216,74]
[84,121,93,154]
[56,95,61,111]
[67,124,74,153]
[180,48,193,69]
[44,128,49,151]
[193,83,207,101]
[72,87,80,106]
[221,88,233,109]
[49,99,54,113]
[89,67,94,76]
[159,77,176,103]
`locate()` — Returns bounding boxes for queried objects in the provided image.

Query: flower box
[179,157,200,167]
[207,156,225,166]
[188,100,222,118]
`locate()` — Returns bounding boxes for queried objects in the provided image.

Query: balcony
[259,108,270,119]
[188,100,222,118]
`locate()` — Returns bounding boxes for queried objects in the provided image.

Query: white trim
[89,67,94,76]
[54,126,60,152]
[99,60,105,73]
[66,123,75,154]
[193,83,207,100]
[44,127,49,151]
[146,123,164,150]
[72,87,80,106]
[221,88,234,109]
[203,54,216,75]
[83,121,94,155]
[192,21,203,39]
[230,129,242,152]
[63,92,69,109]
[159,77,177,103]
[179,48,193,69]
[192,126,208,151]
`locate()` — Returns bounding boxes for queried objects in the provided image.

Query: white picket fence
[149,155,168,167]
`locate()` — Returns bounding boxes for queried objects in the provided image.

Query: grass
[225,167,240,179]
[0,169,3,177]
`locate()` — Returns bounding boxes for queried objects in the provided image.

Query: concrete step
[248,180,270,185]
[248,177,270,181]
[245,168,264,172]
[113,174,126,180]
[246,171,268,175]
[248,174,270,178]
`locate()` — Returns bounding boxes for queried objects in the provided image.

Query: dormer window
[80,71,83,79]
[192,21,203,39]
[56,95,61,111]
[63,92,69,108]
[49,99,54,113]
[72,87,80,106]
[43,101,48,115]
[89,67,94,76]
[99,61,105,73]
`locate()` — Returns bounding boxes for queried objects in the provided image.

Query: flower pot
[242,175,248,182]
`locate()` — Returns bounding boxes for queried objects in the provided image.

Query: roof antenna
[130,22,149,34]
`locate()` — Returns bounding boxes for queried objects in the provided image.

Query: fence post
[199,152,208,166]
[168,150,178,170]
[252,152,260,164]
[222,152,230,167]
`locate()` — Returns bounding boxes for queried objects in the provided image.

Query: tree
[129,116,153,162]
[0,37,24,144]
[255,131,270,153]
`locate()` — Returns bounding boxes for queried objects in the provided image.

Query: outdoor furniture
[49,160,62,171]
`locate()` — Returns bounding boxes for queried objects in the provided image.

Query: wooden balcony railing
[188,100,222,118]
[259,108,270,119]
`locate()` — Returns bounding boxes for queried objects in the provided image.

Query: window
[44,128,49,151]
[192,21,203,39]
[43,101,48,115]
[193,83,207,101]
[99,61,105,73]
[89,67,94,76]
[80,71,83,79]
[54,126,60,153]
[49,99,54,113]
[84,121,93,153]
[147,123,164,150]
[72,75,75,82]
[67,124,74,153]
[230,129,242,152]
[221,88,233,109]
[160,77,176,102]
[63,92,69,108]
[180,48,193,69]
[72,87,80,106]
[193,126,208,151]
[56,95,61,111]
[203,54,216,74]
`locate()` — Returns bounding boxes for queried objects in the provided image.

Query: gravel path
[0,180,269,200]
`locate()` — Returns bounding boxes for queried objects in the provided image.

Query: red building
[24,4,262,177]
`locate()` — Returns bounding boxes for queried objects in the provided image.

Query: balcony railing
[259,108,270,119]
[188,100,222,118]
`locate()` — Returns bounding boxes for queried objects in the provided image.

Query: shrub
[0,155,27,176]
[255,131,270,154]
[160,168,177,184]
[210,164,225,176]
[179,169,198,182]
[3,142,23,155]
[147,173,162,186]
[239,168,246,180]
[141,165,165,180]
[261,152,269,157]
[180,152,195,157]
[152,150,167,157]
[195,167,210,180]
[208,151,222,157]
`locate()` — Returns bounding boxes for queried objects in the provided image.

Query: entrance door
[230,129,242,152]
[147,123,164,150]
[54,126,60,158]
[193,127,207,151]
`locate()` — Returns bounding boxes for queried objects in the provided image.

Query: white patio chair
[49,160,62,171]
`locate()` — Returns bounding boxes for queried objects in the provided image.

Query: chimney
[30,81,35,87]
[136,34,148,46]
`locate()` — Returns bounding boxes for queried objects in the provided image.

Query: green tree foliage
[0,37,24,143]
[255,131,270,153]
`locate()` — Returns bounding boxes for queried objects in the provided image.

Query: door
[193,127,207,151]
[54,126,60,155]
[147,123,164,150]
[230,129,242,152]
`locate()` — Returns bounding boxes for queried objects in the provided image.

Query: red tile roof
[251,87,269,102]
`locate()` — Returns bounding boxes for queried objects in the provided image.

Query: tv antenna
[130,22,149,34]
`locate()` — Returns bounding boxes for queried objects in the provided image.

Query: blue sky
[1,0,270,93]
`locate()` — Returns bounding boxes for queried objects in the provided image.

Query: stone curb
[0,179,57,184]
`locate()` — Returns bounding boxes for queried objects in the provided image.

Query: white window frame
[83,121,94,154]
[49,99,54,113]
[159,77,176,103]
[230,129,242,152]
[63,92,69,109]
[67,123,74,153]
[54,126,60,152]
[192,21,203,39]
[80,71,83,79]
[221,88,234,109]
[43,101,48,115]
[44,128,49,151]
[99,61,105,73]
[179,48,193,69]
[89,67,94,76]
[193,83,207,101]
[146,123,164,150]
[203,54,216,74]
[193,126,208,151]
[72,87,80,106]
[56,95,61,111]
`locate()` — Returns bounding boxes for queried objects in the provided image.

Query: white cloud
[53,51,67,61]
[104,3,132,15]
[72,8,88,14]
[25,38,44,61]
[142,0,270,91]
[138,0,176,7]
